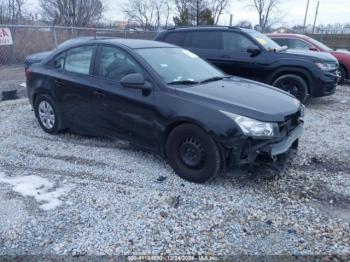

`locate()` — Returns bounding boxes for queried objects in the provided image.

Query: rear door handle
[54,79,63,86]
[93,90,106,97]
[220,54,231,59]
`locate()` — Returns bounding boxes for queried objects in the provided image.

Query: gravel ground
[0,85,349,257]
[0,65,26,101]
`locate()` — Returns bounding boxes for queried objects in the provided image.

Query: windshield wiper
[167,80,199,85]
[200,76,230,84]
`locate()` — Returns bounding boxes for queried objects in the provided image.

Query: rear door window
[292,39,312,50]
[186,31,220,50]
[64,46,95,75]
[272,38,289,47]
[52,53,65,70]
[163,32,186,46]
[50,46,95,75]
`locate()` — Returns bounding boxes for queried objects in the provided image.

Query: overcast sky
[26,0,350,27]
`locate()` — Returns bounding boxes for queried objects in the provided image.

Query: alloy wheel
[38,100,55,130]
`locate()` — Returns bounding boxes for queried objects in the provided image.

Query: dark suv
[155,27,339,103]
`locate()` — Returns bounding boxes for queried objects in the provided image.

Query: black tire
[34,94,63,134]
[272,74,308,103]
[337,65,347,85]
[165,124,221,183]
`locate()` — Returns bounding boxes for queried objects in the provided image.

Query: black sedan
[26,38,304,183]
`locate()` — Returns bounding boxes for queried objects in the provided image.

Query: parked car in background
[155,27,340,103]
[26,38,304,183]
[269,33,350,84]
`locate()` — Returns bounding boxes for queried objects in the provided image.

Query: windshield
[136,48,225,84]
[248,30,282,51]
[307,37,333,51]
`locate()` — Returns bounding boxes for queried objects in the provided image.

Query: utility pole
[229,14,233,26]
[303,0,310,31]
[312,1,320,34]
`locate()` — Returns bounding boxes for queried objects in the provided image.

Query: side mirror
[120,73,152,96]
[121,73,146,88]
[247,46,261,57]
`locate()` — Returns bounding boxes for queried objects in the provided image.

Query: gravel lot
[0,84,349,257]
[0,65,26,101]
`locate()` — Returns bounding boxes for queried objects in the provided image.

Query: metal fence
[0,25,158,65]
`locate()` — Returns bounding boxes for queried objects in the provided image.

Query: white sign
[0,28,13,46]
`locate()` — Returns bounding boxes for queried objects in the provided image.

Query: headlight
[315,62,338,71]
[221,111,277,138]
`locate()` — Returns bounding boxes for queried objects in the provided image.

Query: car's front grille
[279,110,301,135]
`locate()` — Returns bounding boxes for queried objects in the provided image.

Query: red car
[268,33,350,84]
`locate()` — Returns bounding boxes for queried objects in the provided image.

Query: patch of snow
[0,172,72,211]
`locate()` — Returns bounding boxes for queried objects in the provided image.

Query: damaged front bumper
[223,123,304,170]
[259,124,303,156]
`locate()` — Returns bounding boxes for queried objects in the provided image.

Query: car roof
[268,33,310,39]
[98,38,176,49]
[56,37,176,50]
[166,26,243,32]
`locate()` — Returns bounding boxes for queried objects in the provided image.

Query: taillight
[25,67,31,80]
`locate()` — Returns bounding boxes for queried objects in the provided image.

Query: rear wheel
[272,74,308,103]
[34,94,62,134]
[165,124,221,183]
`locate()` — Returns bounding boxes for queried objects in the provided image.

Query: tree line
[0,0,336,34]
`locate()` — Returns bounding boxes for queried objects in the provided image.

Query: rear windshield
[163,32,186,46]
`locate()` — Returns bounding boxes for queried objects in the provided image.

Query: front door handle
[93,90,106,97]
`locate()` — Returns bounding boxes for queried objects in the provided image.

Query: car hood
[280,49,338,62]
[175,77,301,122]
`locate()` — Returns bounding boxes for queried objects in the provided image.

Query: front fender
[267,66,313,89]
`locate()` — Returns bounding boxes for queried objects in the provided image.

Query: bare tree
[0,0,24,24]
[123,0,154,30]
[40,0,104,26]
[247,0,281,32]
[152,0,171,29]
[163,1,172,28]
[173,0,215,26]
[211,0,231,25]
[123,0,171,30]
[237,19,252,29]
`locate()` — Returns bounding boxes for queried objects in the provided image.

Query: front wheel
[336,66,347,85]
[165,124,221,183]
[272,74,308,103]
